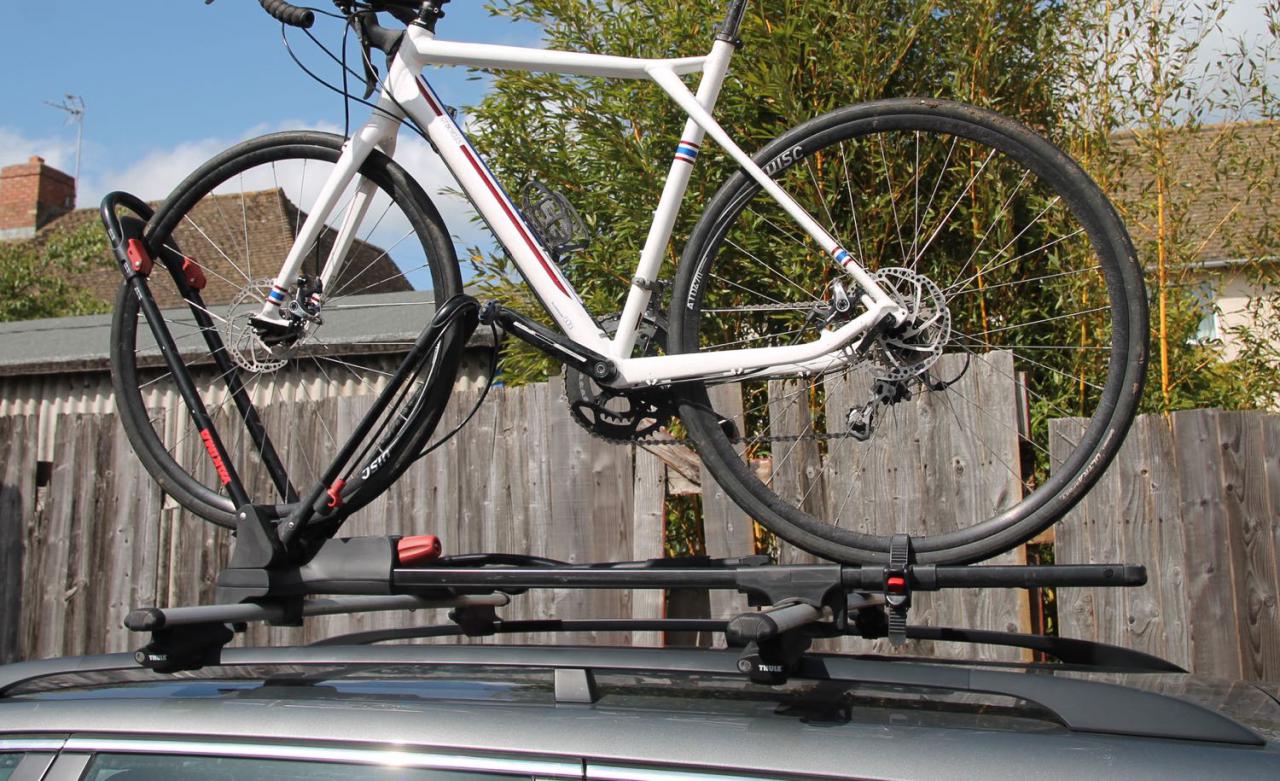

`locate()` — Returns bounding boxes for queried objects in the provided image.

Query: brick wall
[0,157,76,240]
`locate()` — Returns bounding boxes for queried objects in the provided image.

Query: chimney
[0,156,76,240]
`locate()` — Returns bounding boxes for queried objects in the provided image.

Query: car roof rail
[0,645,1262,746]
[307,615,1184,674]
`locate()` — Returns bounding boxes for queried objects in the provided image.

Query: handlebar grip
[259,0,315,28]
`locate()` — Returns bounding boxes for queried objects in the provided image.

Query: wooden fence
[0,375,1275,680]
[1054,410,1280,681]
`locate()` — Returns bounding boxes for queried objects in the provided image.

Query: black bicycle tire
[668,98,1147,565]
[112,131,463,528]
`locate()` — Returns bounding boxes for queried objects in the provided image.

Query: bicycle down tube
[256,21,905,388]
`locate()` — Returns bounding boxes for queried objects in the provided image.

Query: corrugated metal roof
[0,289,495,377]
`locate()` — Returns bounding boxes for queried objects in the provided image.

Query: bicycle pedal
[520,180,589,263]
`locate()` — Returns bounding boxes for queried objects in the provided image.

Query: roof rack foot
[727,601,824,685]
[134,621,234,674]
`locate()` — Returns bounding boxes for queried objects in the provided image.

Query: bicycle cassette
[565,314,672,443]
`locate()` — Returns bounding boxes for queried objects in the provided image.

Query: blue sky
[0,1,541,254]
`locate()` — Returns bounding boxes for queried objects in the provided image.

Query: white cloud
[81,120,344,206]
[0,127,77,175]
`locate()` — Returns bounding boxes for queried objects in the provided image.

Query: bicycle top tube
[253,0,899,388]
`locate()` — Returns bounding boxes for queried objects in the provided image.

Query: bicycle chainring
[565,313,673,443]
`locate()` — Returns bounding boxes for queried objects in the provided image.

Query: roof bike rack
[102,193,1155,688]
[123,504,1154,682]
[100,191,478,566]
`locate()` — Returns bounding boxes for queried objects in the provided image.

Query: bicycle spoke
[878,132,910,267]
[724,238,824,304]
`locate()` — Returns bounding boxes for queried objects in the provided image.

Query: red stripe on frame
[418,76,568,297]
[459,146,570,297]
[416,79,445,116]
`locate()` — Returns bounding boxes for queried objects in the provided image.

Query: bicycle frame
[258,21,905,388]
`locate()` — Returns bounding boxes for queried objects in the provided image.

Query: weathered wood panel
[631,446,667,647]
[700,383,754,623]
[6,368,1272,677]
[0,416,35,664]
[1055,410,1280,680]
[817,352,1025,660]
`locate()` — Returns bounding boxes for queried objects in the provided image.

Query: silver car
[1,641,1278,781]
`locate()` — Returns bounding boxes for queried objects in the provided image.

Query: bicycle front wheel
[111,131,463,527]
[669,99,1147,565]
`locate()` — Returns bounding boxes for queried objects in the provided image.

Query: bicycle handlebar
[259,0,315,28]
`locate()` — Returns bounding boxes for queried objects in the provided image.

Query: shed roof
[0,289,492,378]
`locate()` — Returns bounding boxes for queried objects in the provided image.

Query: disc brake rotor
[223,279,300,373]
[866,267,951,381]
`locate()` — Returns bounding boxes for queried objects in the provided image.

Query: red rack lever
[397,535,442,565]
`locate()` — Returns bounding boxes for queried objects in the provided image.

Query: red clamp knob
[325,478,346,510]
[181,257,207,290]
[126,238,153,276]
[397,535,442,565]
[886,575,907,594]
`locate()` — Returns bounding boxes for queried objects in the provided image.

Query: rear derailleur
[845,378,912,441]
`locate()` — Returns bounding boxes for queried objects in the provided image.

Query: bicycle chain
[636,428,867,448]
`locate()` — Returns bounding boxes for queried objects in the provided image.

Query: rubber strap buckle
[885,534,914,647]
[181,257,207,290]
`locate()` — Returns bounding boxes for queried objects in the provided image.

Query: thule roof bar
[117,511,1153,685]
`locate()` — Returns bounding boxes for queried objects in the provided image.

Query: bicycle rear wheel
[111,131,464,528]
[669,99,1147,565]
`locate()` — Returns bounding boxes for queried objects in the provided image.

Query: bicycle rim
[670,99,1146,565]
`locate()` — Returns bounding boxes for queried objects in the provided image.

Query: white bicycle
[105,0,1147,565]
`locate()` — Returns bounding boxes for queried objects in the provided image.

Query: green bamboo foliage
[467,0,1278,418]
[467,0,1076,383]
[1062,0,1280,412]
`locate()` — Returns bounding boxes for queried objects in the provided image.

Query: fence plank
[0,416,35,663]
[925,351,1023,662]
[765,379,822,566]
[1263,416,1280,680]
[1174,410,1245,679]
[1051,417,1097,643]
[700,383,753,622]
[631,445,667,647]
[1130,414,1191,668]
[1231,412,1280,680]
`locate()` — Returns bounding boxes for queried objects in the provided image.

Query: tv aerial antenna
[44,94,86,185]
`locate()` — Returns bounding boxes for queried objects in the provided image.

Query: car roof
[2,644,1278,781]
